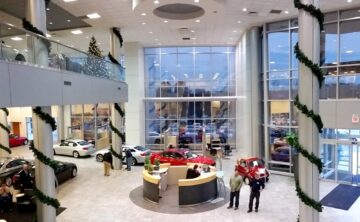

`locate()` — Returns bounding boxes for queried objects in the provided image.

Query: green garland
[291,0,325,219]
[31,107,60,209]
[295,178,323,212]
[22,18,51,53]
[286,133,323,173]
[29,141,58,171]
[294,0,324,31]
[109,145,122,160]
[32,186,60,209]
[294,43,325,87]
[45,0,51,8]
[33,107,57,131]
[109,121,125,142]
[114,103,125,118]
[294,96,323,133]
[0,108,11,154]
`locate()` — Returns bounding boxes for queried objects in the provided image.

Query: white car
[53,139,96,158]
[95,145,151,165]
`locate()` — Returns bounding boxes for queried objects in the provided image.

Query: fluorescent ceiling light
[164,20,168,23]
[347,0,352,3]
[71,29,83,35]
[237,20,241,23]
[191,30,195,32]
[195,19,200,23]
[63,0,77,2]
[142,22,146,25]
[67,19,71,22]
[7,23,14,27]
[86,13,101,19]
[141,13,147,16]
[11,36,23,41]
[242,8,247,12]
[149,31,153,34]
[154,0,160,4]
[233,30,237,33]
[46,34,52,37]
[194,0,199,2]
[346,50,353,53]
[284,11,289,14]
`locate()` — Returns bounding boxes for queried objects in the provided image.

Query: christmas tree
[83,36,108,78]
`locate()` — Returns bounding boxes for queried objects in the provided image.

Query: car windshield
[135,146,148,151]
[77,141,89,146]
[249,159,265,167]
[185,152,198,159]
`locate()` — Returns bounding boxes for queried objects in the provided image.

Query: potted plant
[144,156,150,170]
[147,164,154,173]
[154,158,160,171]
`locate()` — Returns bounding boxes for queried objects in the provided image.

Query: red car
[236,157,270,184]
[9,134,29,147]
[150,149,215,166]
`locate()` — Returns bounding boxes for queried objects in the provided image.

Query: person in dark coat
[103,152,113,176]
[248,174,265,213]
[125,149,133,171]
[19,164,34,192]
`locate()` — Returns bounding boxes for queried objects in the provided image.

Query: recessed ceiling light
[284,10,289,14]
[154,0,159,4]
[142,22,146,25]
[46,8,50,11]
[67,19,71,22]
[46,34,52,37]
[195,19,200,22]
[141,13,147,16]
[71,29,83,35]
[194,0,199,2]
[347,0,352,2]
[237,20,241,23]
[242,8,247,12]
[11,37,23,41]
[7,27,11,30]
[7,23,14,27]
[63,0,77,2]
[191,30,195,32]
[164,20,168,23]
[149,31,153,34]
[87,13,101,19]
[233,30,237,33]
[49,22,53,25]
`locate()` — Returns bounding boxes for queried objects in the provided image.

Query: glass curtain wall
[144,47,236,151]
[264,8,360,174]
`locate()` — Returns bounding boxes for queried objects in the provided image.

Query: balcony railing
[0,22,125,81]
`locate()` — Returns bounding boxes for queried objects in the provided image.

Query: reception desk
[143,164,218,206]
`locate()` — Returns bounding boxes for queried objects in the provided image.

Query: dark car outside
[0,158,32,186]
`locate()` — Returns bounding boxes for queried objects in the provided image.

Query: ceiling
[2,0,360,53]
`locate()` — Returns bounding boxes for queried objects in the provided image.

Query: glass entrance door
[353,144,360,185]
[336,144,352,184]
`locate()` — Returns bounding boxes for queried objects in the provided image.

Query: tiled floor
[7,145,360,222]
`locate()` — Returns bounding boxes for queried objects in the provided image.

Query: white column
[57,106,65,143]
[298,0,320,221]
[124,42,145,145]
[111,104,123,170]
[32,107,56,222]
[26,1,55,222]
[0,109,10,158]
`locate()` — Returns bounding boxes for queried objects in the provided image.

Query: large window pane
[268,79,290,100]
[338,75,360,98]
[320,76,337,99]
[321,23,338,66]
[268,31,290,71]
[340,20,360,65]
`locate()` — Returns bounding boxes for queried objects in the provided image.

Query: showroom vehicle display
[9,134,29,147]
[0,158,33,186]
[236,157,270,184]
[53,139,96,158]
[271,146,291,162]
[150,149,216,166]
[95,145,151,165]
[13,160,77,189]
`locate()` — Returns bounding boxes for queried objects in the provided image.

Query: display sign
[352,114,359,124]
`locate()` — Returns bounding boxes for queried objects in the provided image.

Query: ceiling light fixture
[194,0,200,2]
[345,50,353,53]
[46,34,52,37]
[237,20,241,23]
[49,22,53,25]
[63,0,77,2]
[192,37,196,40]
[285,10,289,14]
[86,13,101,19]
[195,19,200,23]
[233,30,237,33]
[7,23,14,27]
[154,0,160,4]
[149,31,153,34]
[11,37,23,41]
[164,20,168,23]
[347,0,352,2]
[67,19,71,22]
[191,30,195,32]
[71,29,83,35]
[141,13,147,16]
[242,8,247,12]
[7,27,11,30]
[46,8,50,11]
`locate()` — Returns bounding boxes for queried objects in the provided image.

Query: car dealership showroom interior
[1,0,360,222]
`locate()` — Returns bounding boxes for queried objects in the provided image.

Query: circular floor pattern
[129,184,230,214]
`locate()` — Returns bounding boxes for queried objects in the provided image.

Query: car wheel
[96,154,104,162]
[244,177,250,185]
[23,139,28,145]
[71,168,77,177]
[5,177,12,186]
[132,157,137,166]
[73,151,80,158]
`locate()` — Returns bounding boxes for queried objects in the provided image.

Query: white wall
[320,100,360,129]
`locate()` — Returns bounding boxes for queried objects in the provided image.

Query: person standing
[248,174,265,213]
[227,169,243,210]
[19,164,34,192]
[103,151,113,176]
[125,148,133,171]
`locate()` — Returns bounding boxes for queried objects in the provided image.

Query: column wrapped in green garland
[0,108,11,154]
[287,0,325,219]
[31,107,60,209]
[109,103,125,160]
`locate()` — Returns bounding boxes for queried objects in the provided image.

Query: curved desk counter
[143,170,160,203]
[178,172,217,206]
